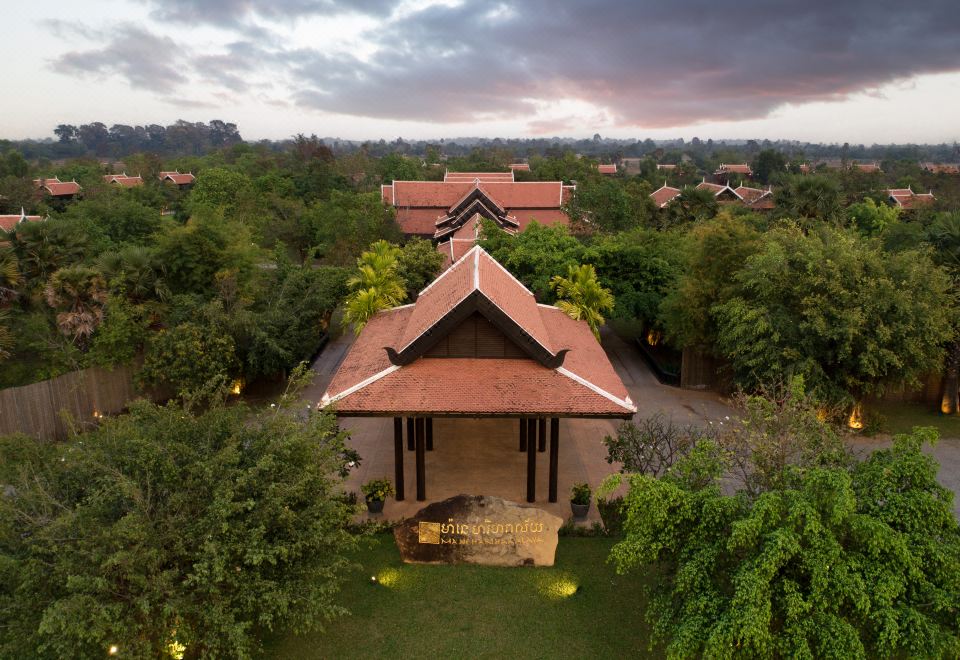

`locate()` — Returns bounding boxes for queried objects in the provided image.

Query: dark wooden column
[415,417,426,501]
[406,417,414,451]
[549,417,559,503]
[526,422,537,503]
[426,418,434,451]
[393,417,405,501]
[537,417,546,452]
[518,418,527,451]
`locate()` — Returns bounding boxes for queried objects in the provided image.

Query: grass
[869,401,960,438]
[264,535,658,659]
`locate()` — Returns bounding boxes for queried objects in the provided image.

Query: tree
[396,237,444,300]
[713,226,955,403]
[928,211,960,413]
[752,149,787,184]
[43,266,108,346]
[307,191,402,266]
[775,174,843,223]
[660,214,763,348]
[550,263,615,341]
[478,220,585,300]
[189,167,253,213]
[6,218,90,289]
[342,240,407,334]
[663,187,719,228]
[565,176,649,233]
[62,197,164,247]
[607,423,960,659]
[0,389,361,659]
[846,197,899,236]
[139,320,240,397]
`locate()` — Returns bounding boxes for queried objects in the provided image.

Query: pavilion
[320,246,635,504]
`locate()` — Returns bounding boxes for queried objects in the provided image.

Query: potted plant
[361,478,395,513]
[570,482,591,519]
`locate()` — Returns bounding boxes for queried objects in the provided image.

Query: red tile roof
[921,162,960,174]
[853,162,881,173]
[392,181,565,208]
[35,179,81,196]
[104,174,144,187]
[734,185,771,204]
[696,181,735,196]
[0,213,42,232]
[321,247,634,417]
[509,163,530,171]
[160,171,195,185]
[597,164,617,174]
[444,171,515,183]
[650,184,681,208]
[508,209,570,230]
[888,187,935,209]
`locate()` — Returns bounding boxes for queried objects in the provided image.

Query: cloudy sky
[4,0,960,143]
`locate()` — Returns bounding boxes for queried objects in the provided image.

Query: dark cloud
[285,0,960,126]
[46,1,960,128]
[142,0,399,28]
[52,25,188,94]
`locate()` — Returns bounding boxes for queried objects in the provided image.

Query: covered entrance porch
[340,416,622,522]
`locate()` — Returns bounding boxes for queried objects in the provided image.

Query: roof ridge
[556,366,636,413]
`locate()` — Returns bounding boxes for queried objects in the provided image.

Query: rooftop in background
[597,164,617,174]
[103,173,143,187]
[383,172,573,243]
[650,183,681,208]
[321,245,635,418]
[508,163,530,172]
[443,171,514,183]
[921,162,960,174]
[32,177,81,197]
[159,171,196,186]
[0,209,43,232]
[887,186,935,209]
[714,163,752,176]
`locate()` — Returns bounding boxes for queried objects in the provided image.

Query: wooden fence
[0,363,154,440]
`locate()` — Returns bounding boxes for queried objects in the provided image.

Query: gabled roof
[696,180,742,199]
[34,178,81,196]
[650,183,682,208]
[391,180,566,208]
[444,171,514,183]
[320,247,635,418]
[104,174,143,187]
[0,209,43,232]
[888,186,935,209]
[160,171,195,185]
[597,164,617,174]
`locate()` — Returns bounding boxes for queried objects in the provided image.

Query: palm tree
[44,266,108,346]
[550,264,615,342]
[343,241,407,335]
[97,246,170,303]
[0,248,22,306]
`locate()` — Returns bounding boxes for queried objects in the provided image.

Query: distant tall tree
[752,149,787,184]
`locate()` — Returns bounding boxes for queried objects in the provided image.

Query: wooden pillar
[526,421,537,503]
[415,417,426,501]
[406,417,414,451]
[537,417,546,452]
[426,417,434,451]
[393,417,404,501]
[518,418,527,451]
[549,417,559,503]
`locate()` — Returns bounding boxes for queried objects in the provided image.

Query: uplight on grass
[375,568,403,588]
[538,572,579,600]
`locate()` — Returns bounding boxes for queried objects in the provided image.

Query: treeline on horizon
[4,119,960,163]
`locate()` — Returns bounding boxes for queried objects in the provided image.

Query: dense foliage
[0,392,361,658]
[607,386,960,659]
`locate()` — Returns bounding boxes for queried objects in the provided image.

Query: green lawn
[870,401,960,438]
[264,536,657,659]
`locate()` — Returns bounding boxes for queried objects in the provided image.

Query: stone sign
[393,494,562,567]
